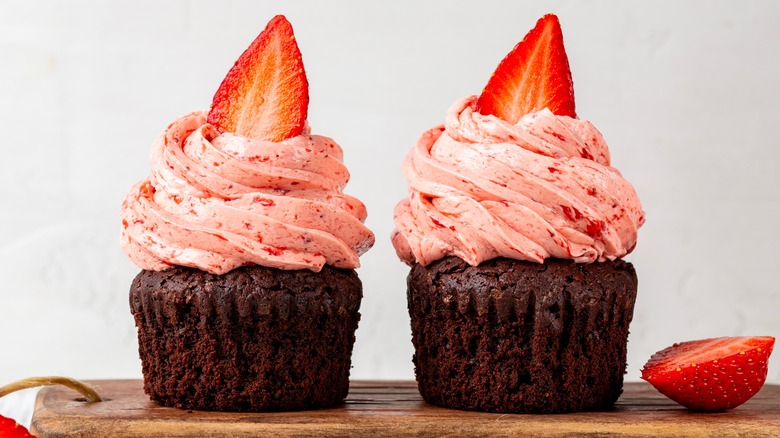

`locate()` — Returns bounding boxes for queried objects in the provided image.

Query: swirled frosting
[121,111,374,274]
[392,96,644,266]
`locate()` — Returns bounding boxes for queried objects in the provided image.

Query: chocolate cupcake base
[129,265,362,412]
[407,257,637,414]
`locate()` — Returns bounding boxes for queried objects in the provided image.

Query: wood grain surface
[31,380,780,437]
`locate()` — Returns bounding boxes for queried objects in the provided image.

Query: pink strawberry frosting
[121,111,374,274]
[392,96,644,266]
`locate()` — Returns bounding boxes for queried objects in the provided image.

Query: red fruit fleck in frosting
[561,205,583,221]
[585,219,604,238]
[253,197,276,207]
[431,218,446,228]
[641,336,775,411]
[138,181,155,198]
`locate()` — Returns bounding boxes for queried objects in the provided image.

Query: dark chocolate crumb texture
[130,265,362,412]
[407,257,637,414]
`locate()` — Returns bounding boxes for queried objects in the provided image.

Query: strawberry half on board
[207,14,309,142]
[0,415,34,438]
[475,14,576,124]
[641,336,775,411]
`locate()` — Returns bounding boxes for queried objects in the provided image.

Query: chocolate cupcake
[130,265,362,411]
[120,16,374,411]
[392,15,644,413]
[408,257,637,413]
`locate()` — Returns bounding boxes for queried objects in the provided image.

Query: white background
[1,0,779,423]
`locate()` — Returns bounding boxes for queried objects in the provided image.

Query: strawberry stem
[0,376,102,403]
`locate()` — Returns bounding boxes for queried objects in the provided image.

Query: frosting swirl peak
[392,96,644,266]
[121,112,374,274]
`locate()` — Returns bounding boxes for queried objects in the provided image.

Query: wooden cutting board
[31,380,780,437]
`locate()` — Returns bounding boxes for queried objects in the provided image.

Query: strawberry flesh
[641,336,775,411]
[0,415,34,438]
[475,14,576,123]
[208,15,309,142]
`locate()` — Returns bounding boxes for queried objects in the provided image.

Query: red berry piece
[0,415,34,438]
[475,14,576,123]
[208,15,309,142]
[641,336,775,411]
